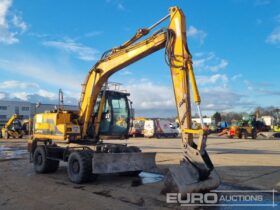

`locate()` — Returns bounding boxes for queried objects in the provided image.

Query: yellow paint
[33,112,80,141]
[182,128,203,135]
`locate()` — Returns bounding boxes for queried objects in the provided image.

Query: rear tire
[67,151,93,184]
[33,146,59,173]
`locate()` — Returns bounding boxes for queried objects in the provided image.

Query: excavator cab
[93,90,131,139]
[10,119,23,132]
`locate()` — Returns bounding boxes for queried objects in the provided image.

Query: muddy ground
[0,135,279,209]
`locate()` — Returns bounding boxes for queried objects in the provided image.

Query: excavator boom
[79,7,199,145]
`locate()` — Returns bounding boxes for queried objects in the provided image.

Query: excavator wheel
[33,146,59,173]
[67,151,94,184]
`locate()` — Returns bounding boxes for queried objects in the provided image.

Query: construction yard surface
[0,136,279,210]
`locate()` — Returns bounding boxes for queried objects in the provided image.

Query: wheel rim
[36,154,43,165]
[72,160,80,174]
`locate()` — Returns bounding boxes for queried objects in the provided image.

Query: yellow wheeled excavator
[1,114,25,139]
[28,6,220,195]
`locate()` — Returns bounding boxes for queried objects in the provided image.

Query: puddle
[0,146,27,160]
[131,172,164,187]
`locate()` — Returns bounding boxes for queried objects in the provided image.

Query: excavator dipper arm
[4,114,19,129]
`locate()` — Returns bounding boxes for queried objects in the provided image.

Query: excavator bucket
[92,152,156,174]
[163,162,220,195]
[162,148,220,195]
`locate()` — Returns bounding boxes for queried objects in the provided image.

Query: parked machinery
[1,114,26,139]
[143,119,178,138]
[227,114,273,139]
[227,120,257,139]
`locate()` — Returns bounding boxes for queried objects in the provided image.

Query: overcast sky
[0,0,280,117]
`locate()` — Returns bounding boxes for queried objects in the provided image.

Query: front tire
[67,151,92,184]
[33,146,59,173]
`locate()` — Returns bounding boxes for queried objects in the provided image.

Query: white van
[143,119,178,138]
[129,119,145,137]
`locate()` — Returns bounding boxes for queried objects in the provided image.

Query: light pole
[28,102,41,136]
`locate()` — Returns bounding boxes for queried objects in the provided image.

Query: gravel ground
[0,135,279,209]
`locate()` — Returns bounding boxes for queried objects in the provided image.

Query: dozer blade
[92,152,156,174]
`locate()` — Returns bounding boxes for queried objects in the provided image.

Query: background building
[0,100,78,127]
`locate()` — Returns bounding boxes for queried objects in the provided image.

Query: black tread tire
[67,151,92,184]
[33,146,59,173]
